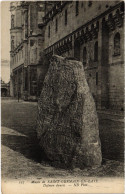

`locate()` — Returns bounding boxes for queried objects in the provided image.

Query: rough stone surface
[37,55,102,169]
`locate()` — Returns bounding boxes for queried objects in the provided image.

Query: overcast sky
[1,1,10,60]
[1,1,10,82]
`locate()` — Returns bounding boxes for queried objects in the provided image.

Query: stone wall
[108,28,124,110]
[43,1,124,111]
[10,2,45,99]
[44,1,119,49]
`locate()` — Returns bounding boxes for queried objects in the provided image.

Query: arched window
[114,32,120,56]
[94,41,98,61]
[83,47,87,65]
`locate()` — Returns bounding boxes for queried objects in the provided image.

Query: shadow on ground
[1,100,51,165]
[1,133,49,164]
[1,99,124,178]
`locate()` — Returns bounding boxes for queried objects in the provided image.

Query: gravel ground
[1,98,124,181]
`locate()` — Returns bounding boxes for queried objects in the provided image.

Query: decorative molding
[44,2,123,56]
[43,2,70,25]
[102,6,124,32]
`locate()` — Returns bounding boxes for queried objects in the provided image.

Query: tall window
[76,1,79,16]
[96,72,98,85]
[114,32,120,56]
[94,41,98,61]
[11,15,15,28]
[22,49,23,58]
[74,41,80,60]
[83,47,87,65]
[11,40,14,51]
[88,1,92,7]
[17,54,18,62]
[55,18,58,32]
[19,51,21,60]
[65,9,67,25]
[48,25,50,37]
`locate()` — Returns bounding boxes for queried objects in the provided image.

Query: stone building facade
[10,1,124,111]
[39,1,124,111]
[10,1,47,100]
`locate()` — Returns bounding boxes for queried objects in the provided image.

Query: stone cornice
[44,2,124,56]
[13,64,24,72]
[28,34,43,38]
[10,27,22,32]
[103,8,124,32]
[11,41,24,55]
[43,2,70,25]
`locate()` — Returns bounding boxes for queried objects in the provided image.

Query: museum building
[40,1,124,111]
[10,1,124,111]
[10,1,48,100]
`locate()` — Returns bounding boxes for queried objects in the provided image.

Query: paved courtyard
[1,98,124,181]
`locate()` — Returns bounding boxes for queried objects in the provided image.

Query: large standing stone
[36,55,102,169]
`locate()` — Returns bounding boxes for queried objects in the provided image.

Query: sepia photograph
[1,0,124,193]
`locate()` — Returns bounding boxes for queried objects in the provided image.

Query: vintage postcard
[1,0,124,194]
